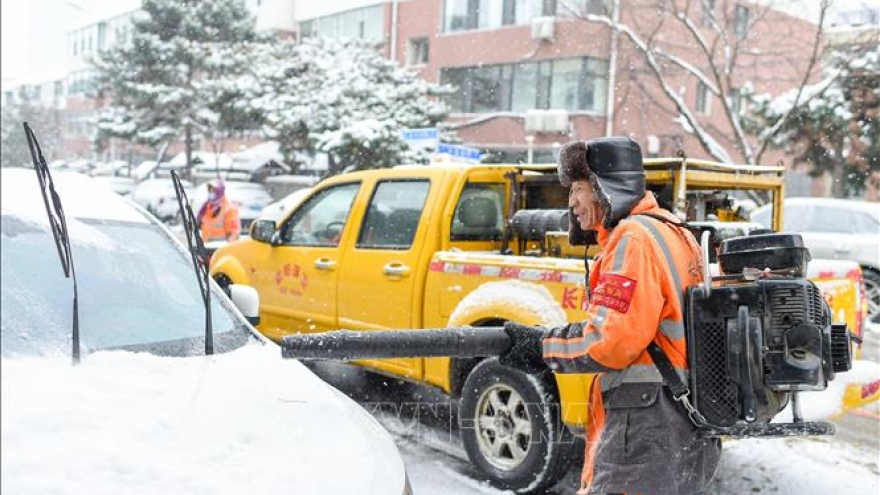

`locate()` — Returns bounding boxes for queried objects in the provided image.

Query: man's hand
[499,322,547,374]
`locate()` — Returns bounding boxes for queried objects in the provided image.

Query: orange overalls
[543,193,721,494]
[198,197,241,243]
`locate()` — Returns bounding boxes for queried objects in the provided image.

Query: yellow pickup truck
[211,158,872,492]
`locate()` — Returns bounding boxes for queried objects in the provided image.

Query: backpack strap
[632,213,709,427]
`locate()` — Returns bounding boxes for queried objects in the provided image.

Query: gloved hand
[499,322,547,374]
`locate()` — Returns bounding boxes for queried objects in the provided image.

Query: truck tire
[862,268,880,323]
[459,358,575,493]
[213,273,233,291]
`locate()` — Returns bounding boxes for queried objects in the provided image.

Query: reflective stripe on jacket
[541,192,720,494]
[199,198,240,242]
[542,192,701,384]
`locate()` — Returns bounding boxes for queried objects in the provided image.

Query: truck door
[255,182,361,336]
[337,178,432,379]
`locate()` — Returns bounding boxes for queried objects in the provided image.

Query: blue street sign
[436,143,482,162]
[400,127,440,142]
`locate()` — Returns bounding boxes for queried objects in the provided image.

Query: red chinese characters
[591,273,637,313]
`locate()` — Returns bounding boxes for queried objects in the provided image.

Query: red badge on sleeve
[592,273,637,313]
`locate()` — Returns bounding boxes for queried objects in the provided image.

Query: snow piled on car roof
[1,168,149,226]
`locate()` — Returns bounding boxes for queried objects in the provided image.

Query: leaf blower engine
[685,232,853,436]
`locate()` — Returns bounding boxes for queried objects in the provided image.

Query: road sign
[436,143,482,163]
[400,127,440,150]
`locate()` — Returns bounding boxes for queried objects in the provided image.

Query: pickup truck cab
[211,158,872,492]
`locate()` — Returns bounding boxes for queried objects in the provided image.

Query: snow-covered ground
[312,321,880,495]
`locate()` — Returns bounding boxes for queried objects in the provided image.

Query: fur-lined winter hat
[557,137,646,229]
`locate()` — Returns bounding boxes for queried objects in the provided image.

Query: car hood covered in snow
[1,345,406,495]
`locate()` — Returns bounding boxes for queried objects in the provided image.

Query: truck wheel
[459,358,574,493]
[213,273,232,291]
[862,269,880,323]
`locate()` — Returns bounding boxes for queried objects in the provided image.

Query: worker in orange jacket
[500,137,721,494]
[197,178,240,243]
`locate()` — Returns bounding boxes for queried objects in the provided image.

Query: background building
[3,0,876,192]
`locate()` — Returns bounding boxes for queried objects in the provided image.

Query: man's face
[568,180,604,230]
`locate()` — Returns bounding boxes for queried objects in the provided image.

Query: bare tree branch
[754,0,831,162]
[583,12,733,162]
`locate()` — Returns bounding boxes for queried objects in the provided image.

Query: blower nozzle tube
[280,327,511,361]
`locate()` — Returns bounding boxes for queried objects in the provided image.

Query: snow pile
[712,436,878,494]
[448,280,569,328]
[0,345,405,495]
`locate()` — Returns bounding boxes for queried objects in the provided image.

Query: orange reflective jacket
[543,192,708,492]
[199,197,240,243]
[543,192,702,383]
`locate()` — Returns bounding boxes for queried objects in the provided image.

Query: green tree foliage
[747,45,879,197]
[244,37,451,174]
[92,0,256,173]
[1,103,63,168]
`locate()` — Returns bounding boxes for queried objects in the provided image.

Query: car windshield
[1,215,256,358]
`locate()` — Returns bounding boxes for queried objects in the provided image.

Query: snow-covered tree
[246,37,451,174]
[1,103,64,168]
[92,0,256,175]
[563,0,831,165]
[747,43,880,197]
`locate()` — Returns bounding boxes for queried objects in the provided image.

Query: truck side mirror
[250,219,277,244]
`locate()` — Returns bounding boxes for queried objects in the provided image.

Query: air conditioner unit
[530,16,555,42]
[542,109,569,133]
[524,109,569,133]
[524,110,545,133]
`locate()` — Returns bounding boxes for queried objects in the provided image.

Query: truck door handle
[383,262,411,277]
[315,258,337,271]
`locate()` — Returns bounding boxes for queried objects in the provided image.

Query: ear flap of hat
[557,141,590,187]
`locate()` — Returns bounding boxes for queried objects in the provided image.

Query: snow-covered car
[259,187,313,222]
[751,197,880,321]
[191,180,274,233]
[90,175,137,196]
[130,177,193,221]
[0,168,410,495]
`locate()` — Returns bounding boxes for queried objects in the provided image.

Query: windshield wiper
[170,170,213,355]
[23,122,81,365]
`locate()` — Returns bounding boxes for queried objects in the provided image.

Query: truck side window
[451,183,505,241]
[281,182,360,246]
[357,180,430,249]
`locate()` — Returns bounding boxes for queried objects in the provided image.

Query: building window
[696,81,712,115]
[300,20,313,38]
[471,66,506,113]
[583,0,608,15]
[441,56,608,114]
[443,0,561,33]
[728,88,742,114]
[300,5,384,42]
[701,0,715,26]
[511,62,538,112]
[97,22,106,50]
[407,38,429,66]
[733,4,749,39]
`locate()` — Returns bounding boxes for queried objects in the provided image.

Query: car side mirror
[250,219,277,244]
[228,284,260,327]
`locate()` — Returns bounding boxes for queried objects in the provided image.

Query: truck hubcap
[475,383,532,470]
[865,277,879,320]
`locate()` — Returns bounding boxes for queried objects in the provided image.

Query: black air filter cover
[718,233,810,276]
